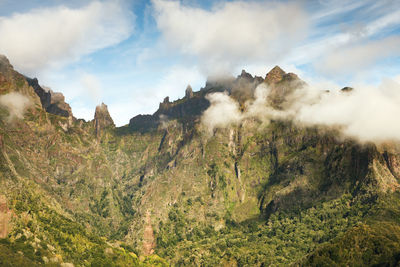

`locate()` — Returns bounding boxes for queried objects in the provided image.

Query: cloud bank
[202,79,400,143]
[152,0,308,75]
[295,79,400,143]
[0,92,32,122]
[0,1,134,75]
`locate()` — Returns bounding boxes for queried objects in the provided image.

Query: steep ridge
[94,103,115,138]
[26,77,73,118]
[0,55,167,266]
[0,54,400,266]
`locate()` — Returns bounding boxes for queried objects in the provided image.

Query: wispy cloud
[315,36,400,77]
[288,0,400,81]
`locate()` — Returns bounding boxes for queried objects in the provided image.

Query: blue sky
[0,0,399,125]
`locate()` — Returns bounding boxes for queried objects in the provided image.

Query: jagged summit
[26,77,73,118]
[129,67,305,131]
[265,65,285,84]
[341,86,354,93]
[185,85,193,98]
[0,55,14,85]
[0,54,12,71]
[94,102,114,137]
[238,69,253,80]
[265,65,301,85]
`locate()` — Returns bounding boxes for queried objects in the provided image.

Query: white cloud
[201,77,400,143]
[0,92,32,122]
[294,79,400,143]
[201,92,242,134]
[0,1,134,75]
[152,0,309,75]
[284,0,400,80]
[365,8,400,36]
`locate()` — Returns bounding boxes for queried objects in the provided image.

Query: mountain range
[1,54,400,266]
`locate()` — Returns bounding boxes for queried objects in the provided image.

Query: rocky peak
[0,55,13,84]
[340,87,354,93]
[238,69,253,81]
[94,103,114,137]
[185,85,193,98]
[26,77,73,118]
[265,66,286,84]
[0,55,13,72]
[159,96,171,110]
[263,66,306,108]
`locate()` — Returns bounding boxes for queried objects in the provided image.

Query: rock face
[264,66,305,108]
[0,195,12,238]
[231,69,264,103]
[0,55,42,101]
[0,55,13,74]
[185,85,193,98]
[142,211,155,255]
[265,66,286,84]
[159,96,170,111]
[26,77,73,118]
[238,69,254,81]
[94,103,114,137]
[341,86,354,93]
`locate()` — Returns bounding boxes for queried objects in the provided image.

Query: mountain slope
[0,54,400,266]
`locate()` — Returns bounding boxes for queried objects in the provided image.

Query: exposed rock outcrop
[265,65,286,84]
[264,66,305,108]
[341,86,354,93]
[185,85,193,98]
[142,211,155,255]
[231,69,264,103]
[0,55,13,74]
[238,69,254,81]
[159,96,170,111]
[0,195,12,238]
[94,103,114,137]
[26,78,73,118]
[0,55,42,100]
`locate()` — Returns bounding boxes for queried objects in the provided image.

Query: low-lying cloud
[202,92,242,134]
[152,0,308,75]
[0,92,32,122]
[202,78,400,144]
[295,79,400,143]
[0,1,134,75]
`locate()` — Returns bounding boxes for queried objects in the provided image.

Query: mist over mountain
[0,1,400,266]
[1,52,400,266]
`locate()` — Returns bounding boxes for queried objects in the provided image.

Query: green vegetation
[156,194,372,265]
[1,60,400,266]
